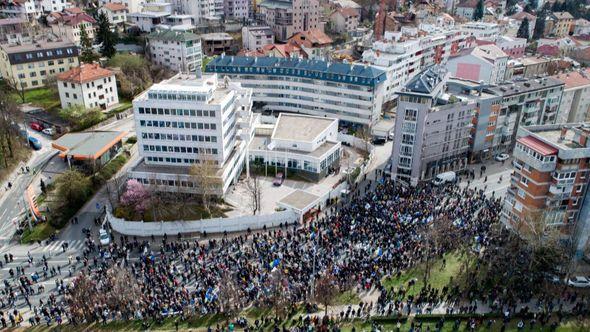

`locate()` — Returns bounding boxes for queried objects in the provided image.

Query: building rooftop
[147,29,200,42]
[56,63,113,84]
[485,77,563,96]
[331,0,361,9]
[517,135,559,156]
[333,7,359,18]
[206,55,386,87]
[128,11,170,18]
[272,114,336,143]
[250,135,338,158]
[0,17,27,26]
[52,131,126,160]
[278,190,320,212]
[552,12,574,20]
[403,65,448,95]
[0,40,78,65]
[474,44,508,60]
[258,0,292,9]
[102,2,128,11]
[552,71,590,89]
[201,32,233,41]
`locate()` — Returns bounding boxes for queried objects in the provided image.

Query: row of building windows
[139,120,218,130]
[143,144,219,155]
[138,107,216,118]
[145,156,219,165]
[147,91,210,101]
[141,132,218,143]
[515,142,557,163]
[15,57,74,70]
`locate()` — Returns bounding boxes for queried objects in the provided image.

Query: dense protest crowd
[0,173,588,330]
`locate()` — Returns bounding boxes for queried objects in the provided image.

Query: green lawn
[382,252,464,297]
[20,222,56,244]
[13,87,60,110]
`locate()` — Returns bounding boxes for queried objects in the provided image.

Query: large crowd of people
[0,173,588,330]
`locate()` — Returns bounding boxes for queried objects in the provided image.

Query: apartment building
[224,0,249,19]
[483,78,564,153]
[99,0,144,14]
[553,71,590,124]
[201,33,233,56]
[461,22,501,41]
[205,55,387,126]
[0,18,31,45]
[494,36,526,59]
[172,0,217,26]
[56,63,119,110]
[362,29,474,102]
[329,7,359,34]
[38,0,71,13]
[242,26,274,51]
[258,0,323,41]
[390,66,474,185]
[130,73,258,195]
[50,12,96,46]
[446,44,508,85]
[0,0,38,20]
[146,29,202,74]
[0,39,79,90]
[98,2,128,30]
[548,11,574,37]
[503,124,590,239]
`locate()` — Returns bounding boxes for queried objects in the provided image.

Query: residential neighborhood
[1,0,590,330]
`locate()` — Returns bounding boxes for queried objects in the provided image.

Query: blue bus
[28,136,42,150]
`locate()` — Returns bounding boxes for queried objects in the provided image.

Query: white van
[433,171,456,186]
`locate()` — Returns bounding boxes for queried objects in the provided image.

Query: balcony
[513,148,556,172]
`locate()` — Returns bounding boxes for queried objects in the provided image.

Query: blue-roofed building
[206,55,387,125]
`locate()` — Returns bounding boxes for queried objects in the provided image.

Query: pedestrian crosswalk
[28,240,86,254]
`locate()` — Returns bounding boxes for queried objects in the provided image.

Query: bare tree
[66,273,103,323]
[314,272,339,317]
[245,174,262,215]
[104,266,143,319]
[217,269,245,321]
[8,77,26,103]
[420,215,455,286]
[266,268,290,319]
[189,158,220,216]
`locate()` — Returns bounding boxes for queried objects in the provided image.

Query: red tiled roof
[289,29,332,48]
[56,63,113,84]
[510,12,536,21]
[457,0,478,8]
[102,2,127,12]
[537,44,560,57]
[517,136,558,156]
[61,13,96,26]
[64,7,83,14]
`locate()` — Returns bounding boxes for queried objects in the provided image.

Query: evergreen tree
[79,24,97,63]
[533,11,547,40]
[474,0,485,21]
[552,1,561,12]
[517,17,530,40]
[529,0,538,10]
[96,12,117,58]
[524,4,533,13]
[506,0,518,15]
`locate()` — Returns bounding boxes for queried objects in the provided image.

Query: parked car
[273,172,284,186]
[30,122,44,131]
[42,127,55,136]
[28,136,42,150]
[99,229,110,246]
[495,153,510,162]
[566,276,590,288]
[543,273,561,285]
[372,138,386,145]
[433,171,456,186]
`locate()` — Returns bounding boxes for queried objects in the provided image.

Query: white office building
[362,29,474,102]
[460,22,501,41]
[206,55,387,126]
[130,73,258,195]
[56,63,119,110]
[242,26,274,51]
[146,29,202,74]
[249,114,342,181]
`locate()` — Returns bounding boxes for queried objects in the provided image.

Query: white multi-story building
[37,0,71,13]
[98,2,128,29]
[130,73,258,195]
[224,0,249,19]
[172,0,218,26]
[146,29,202,74]
[460,22,501,41]
[446,44,508,84]
[0,0,38,20]
[242,26,274,50]
[56,63,119,110]
[249,114,342,181]
[50,12,96,46]
[99,0,145,14]
[362,29,474,102]
[553,71,590,124]
[206,55,387,126]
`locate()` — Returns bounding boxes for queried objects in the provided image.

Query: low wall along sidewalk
[107,209,300,237]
